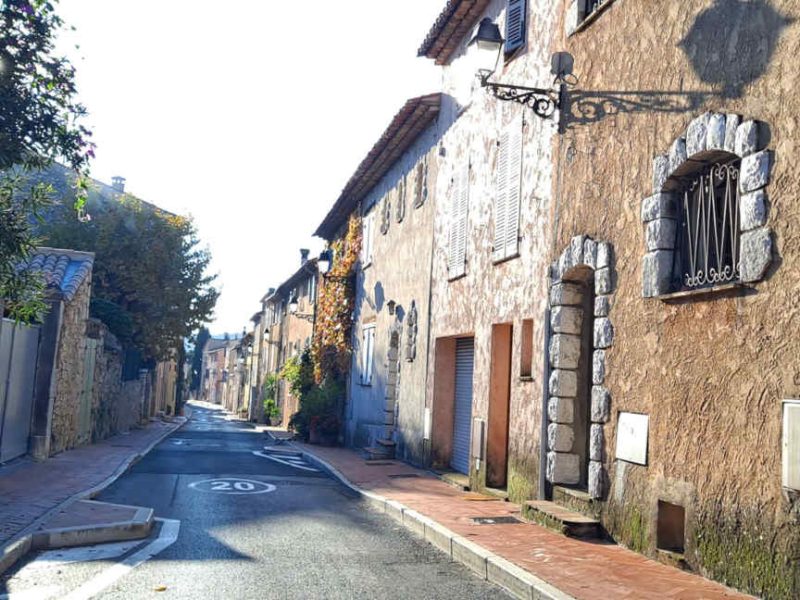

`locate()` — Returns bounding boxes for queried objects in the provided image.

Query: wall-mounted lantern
[469,18,573,120]
[318,248,332,274]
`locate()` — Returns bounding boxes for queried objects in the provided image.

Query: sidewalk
[0,417,184,550]
[295,443,751,600]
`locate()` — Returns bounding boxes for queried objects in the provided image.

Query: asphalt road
[5,403,509,599]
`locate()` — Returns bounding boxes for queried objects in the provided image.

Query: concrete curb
[30,505,154,551]
[296,446,576,600]
[0,415,187,577]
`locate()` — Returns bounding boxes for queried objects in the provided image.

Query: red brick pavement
[0,419,181,547]
[297,444,752,600]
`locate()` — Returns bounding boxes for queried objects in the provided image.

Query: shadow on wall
[562,0,793,129]
[679,0,793,98]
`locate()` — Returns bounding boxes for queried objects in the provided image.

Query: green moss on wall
[695,518,798,599]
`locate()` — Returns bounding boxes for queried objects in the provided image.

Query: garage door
[451,337,474,475]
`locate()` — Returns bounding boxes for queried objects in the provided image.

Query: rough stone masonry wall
[551,1,800,596]
[49,277,91,455]
[348,133,438,464]
[426,0,559,499]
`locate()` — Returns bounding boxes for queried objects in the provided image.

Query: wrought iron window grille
[672,160,742,292]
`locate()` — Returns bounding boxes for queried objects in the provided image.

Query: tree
[40,190,219,362]
[0,0,93,320]
[190,327,210,393]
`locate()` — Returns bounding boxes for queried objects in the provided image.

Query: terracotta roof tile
[418,0,491,65]
[314,93,441,240]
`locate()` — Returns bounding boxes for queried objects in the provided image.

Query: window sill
[448,271,467,283]
[570,0,617,36]
[519,375,534,382]
[492,252,520,266]
[655,282,750,302]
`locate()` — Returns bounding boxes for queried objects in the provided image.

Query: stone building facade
[540,0,800,596]
[420,0,559,499]
[315,94,441,462]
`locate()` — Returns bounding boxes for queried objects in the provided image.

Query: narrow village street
[0,403,508,599]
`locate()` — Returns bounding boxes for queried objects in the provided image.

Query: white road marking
[252,450,319,472]
[0,585,63,599]
[58,518,180,600]
[188,477,276,494]
[9,539,144,575]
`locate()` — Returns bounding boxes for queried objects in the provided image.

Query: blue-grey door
[451,337,474,475]
[0,319,41,462]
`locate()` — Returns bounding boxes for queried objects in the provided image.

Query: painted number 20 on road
[188,478,276,495]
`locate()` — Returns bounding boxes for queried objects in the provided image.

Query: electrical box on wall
[783,400,800,491]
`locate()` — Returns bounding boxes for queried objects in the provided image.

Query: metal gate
[0,319,41,462]
[451,337,474,475]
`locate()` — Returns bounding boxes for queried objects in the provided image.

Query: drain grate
[471,516,522,525]
[365,461,395,466]
[387,473,420,479]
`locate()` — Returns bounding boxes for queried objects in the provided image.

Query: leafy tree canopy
[0,0,93,320]
[189,326,210,392]
[40,188,219,362]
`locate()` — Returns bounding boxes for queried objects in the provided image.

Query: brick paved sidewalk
[0,418,183,548]
[297,443,751,600]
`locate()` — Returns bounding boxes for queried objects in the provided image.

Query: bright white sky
[57,0,443,336]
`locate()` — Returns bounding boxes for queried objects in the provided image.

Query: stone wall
[425,0,559,499]
[49,277,91,454]
[550,1,800,596]
[348,127,438,464]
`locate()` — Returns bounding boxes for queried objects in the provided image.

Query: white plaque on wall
[783,400,800,491]
[615,412,649,465]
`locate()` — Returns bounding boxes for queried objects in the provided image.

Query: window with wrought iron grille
[673,159,741,292]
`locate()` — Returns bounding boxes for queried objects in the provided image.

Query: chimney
[111,176,126,193]
[300,248,310,265]
[267,287,276,296]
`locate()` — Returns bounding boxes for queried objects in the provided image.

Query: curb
[0,415,187,577]
[295,446,575,600]
[30,504,154,551]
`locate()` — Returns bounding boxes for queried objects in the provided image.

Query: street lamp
[318,248,332,275]
[288,294,314,322]
[469,17,569,120]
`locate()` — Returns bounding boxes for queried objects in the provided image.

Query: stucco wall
[426,0,559,499]
[551,1,800,596]
[348,129,439,464]
[49,277,91,455]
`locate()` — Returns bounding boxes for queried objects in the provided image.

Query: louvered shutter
[505,113,523,258]
[505,0,527,54]
[493,130,510,262]
[448,165,469,278]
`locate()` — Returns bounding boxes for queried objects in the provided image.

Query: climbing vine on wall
[311,213,362,383]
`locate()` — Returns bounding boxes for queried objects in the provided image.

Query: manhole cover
[471,516,522,525]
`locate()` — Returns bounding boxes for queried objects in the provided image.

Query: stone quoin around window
[641,112,774,298]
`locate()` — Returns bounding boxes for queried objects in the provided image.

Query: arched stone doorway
[546,236,615,499]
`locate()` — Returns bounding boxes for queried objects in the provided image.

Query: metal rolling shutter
[451,338,475,474]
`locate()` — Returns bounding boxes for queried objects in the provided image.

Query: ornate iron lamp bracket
[483,80,560,119]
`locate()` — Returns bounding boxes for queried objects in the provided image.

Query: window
[361,212,374,267]
[673,160,741,292]
[380,193,391,235]
[520,319,533,378]
[568,0,616,33]
[493,113,523,262]
[448,164,470,279]
[505,0,527,55]
[395,177,406,223]
[360,324,376,385]
[413,155,429,209]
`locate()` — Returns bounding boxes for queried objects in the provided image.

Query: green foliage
[263,398,280,421]
[262,373,277,401]
[279,349,314,399]
[40,192,219,361]
[0,0,93,320]
[288,378,343,440]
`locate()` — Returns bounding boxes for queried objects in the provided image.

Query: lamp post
[318,248,332,275]
[288,294,314,322]
[469,18,573,120]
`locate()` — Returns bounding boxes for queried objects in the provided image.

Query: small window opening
[657,501,686,554]
[520,319,533,378]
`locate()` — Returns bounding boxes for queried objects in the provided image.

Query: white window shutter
[449,165,469,278]
[505,113,523,258]
[494,130,510,262]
